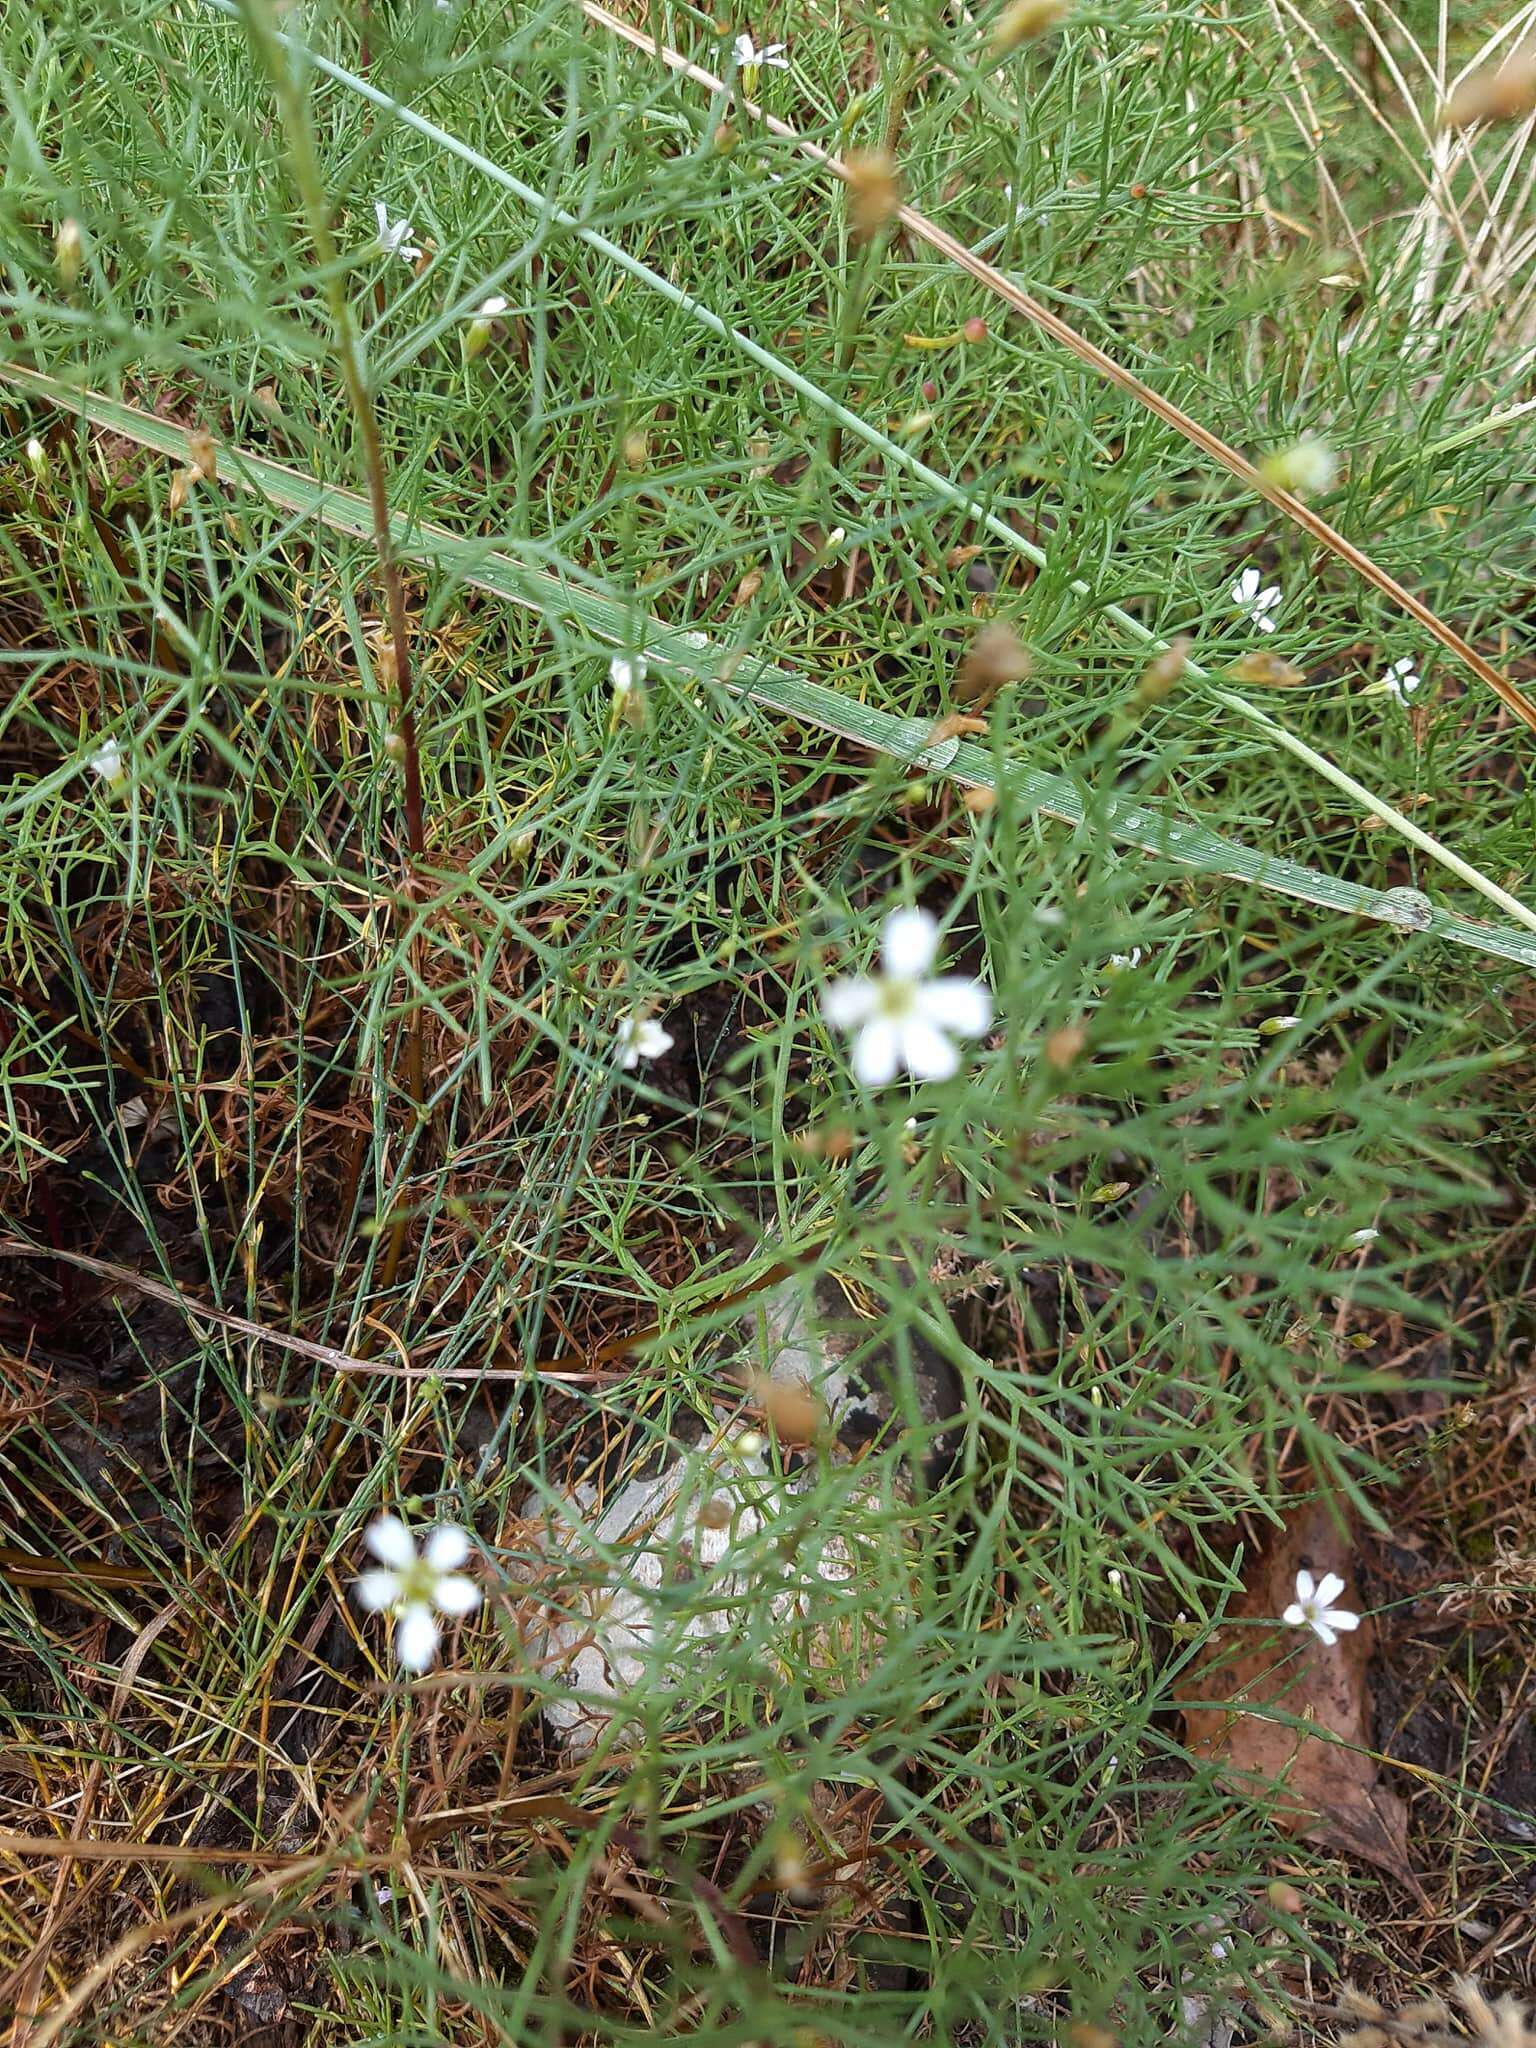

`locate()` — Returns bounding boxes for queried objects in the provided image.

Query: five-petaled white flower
[821,904,991,1087]
[1283,1568,1359,1648]
[89,738,126,786]
[1383,656,1421,704]
[1231,566,1281,633]
[733,32,789,70]
[355,1516,480,1673]
[374,202,422,266]
[616,1015,674,1068]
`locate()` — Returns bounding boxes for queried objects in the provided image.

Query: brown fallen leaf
[1179,1501,1421,1894]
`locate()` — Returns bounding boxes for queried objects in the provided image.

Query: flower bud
[56,218,83,288]
[1259,434,1337,497]
[992,0,1073,49]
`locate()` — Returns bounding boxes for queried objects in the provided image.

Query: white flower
[1231,565,1282,634]
[354,1516,480,1673]
[463,295,509,361]
[821,904,991,1087]
[1383,656,1421,704]
[1106,947,1142,972]
[609,653,647,695]
[88,738,126,786]
[1346,1225,1380,1246]
[1282,1568,1360,1648]
[374,201,422,266]
[615,1015,674,1068]
[733,32,789,69]
[25,436,45,474]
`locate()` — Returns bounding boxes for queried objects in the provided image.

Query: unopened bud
[1229,651,1307,688]
[992,0,1072,50]
[1258,434,1337,498]
[1257,1013,1303,1037]
[25,436,46,477]
[962,316,989,344]
[56,218,83,287]
[382,731,407,763]
[1134,637,1188,708]
[713,120,738,154]
[622,429,649,470]
[921,377,939,402]
[1267,1880,1305,1914]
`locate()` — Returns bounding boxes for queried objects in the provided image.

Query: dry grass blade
[580,0,1536,739]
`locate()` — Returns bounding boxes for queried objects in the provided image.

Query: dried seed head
[1044,1022,1085,1069]
[622,430,649,470]
[186,428,218,483]
[1445,52,1536,127]
[992,0,1072,52]
[962,785,997,815]
[846,148,901,240]
[1065,2026,1118,2048]
[167,464,198,516]
[927,712,990,744]
[957,620,1031,704]
[713,120,738,154]
[751,1373,827,1448]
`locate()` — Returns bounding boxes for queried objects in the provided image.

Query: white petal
[917,976,991,1038]
[820,976,878,1029]
[355,1569,402,1612]
[479,294,509,317]
[425,1524,470,1572]
[733,32,754,62]
[1313,1571,1346,1609]
[375,200,389,237]
[638,1020,673,1059]
[850,1017,900,1087]
[1311,1617,1338,1648]
[1325,1607,1360,1633]
[1232,569,1259,604]
[1293,1569,1315,1604]
[395,1605,440,1672]
[366,1515,416,1569]
[881,906,938,979]
[897,1017,959,1081]
[434,1574,481,1617]
[1255,610,1277,633]
[1282,1603,1306,1627]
